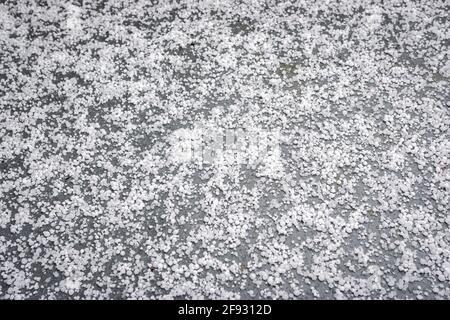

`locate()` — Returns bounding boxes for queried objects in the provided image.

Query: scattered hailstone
[0,0,448,300]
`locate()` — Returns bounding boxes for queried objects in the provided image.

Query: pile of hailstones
[0,0,449,299]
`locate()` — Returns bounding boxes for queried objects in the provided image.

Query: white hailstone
[442,263,450,279]
[440,60,450,78]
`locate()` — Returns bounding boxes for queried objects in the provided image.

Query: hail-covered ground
[0,0,449,300]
